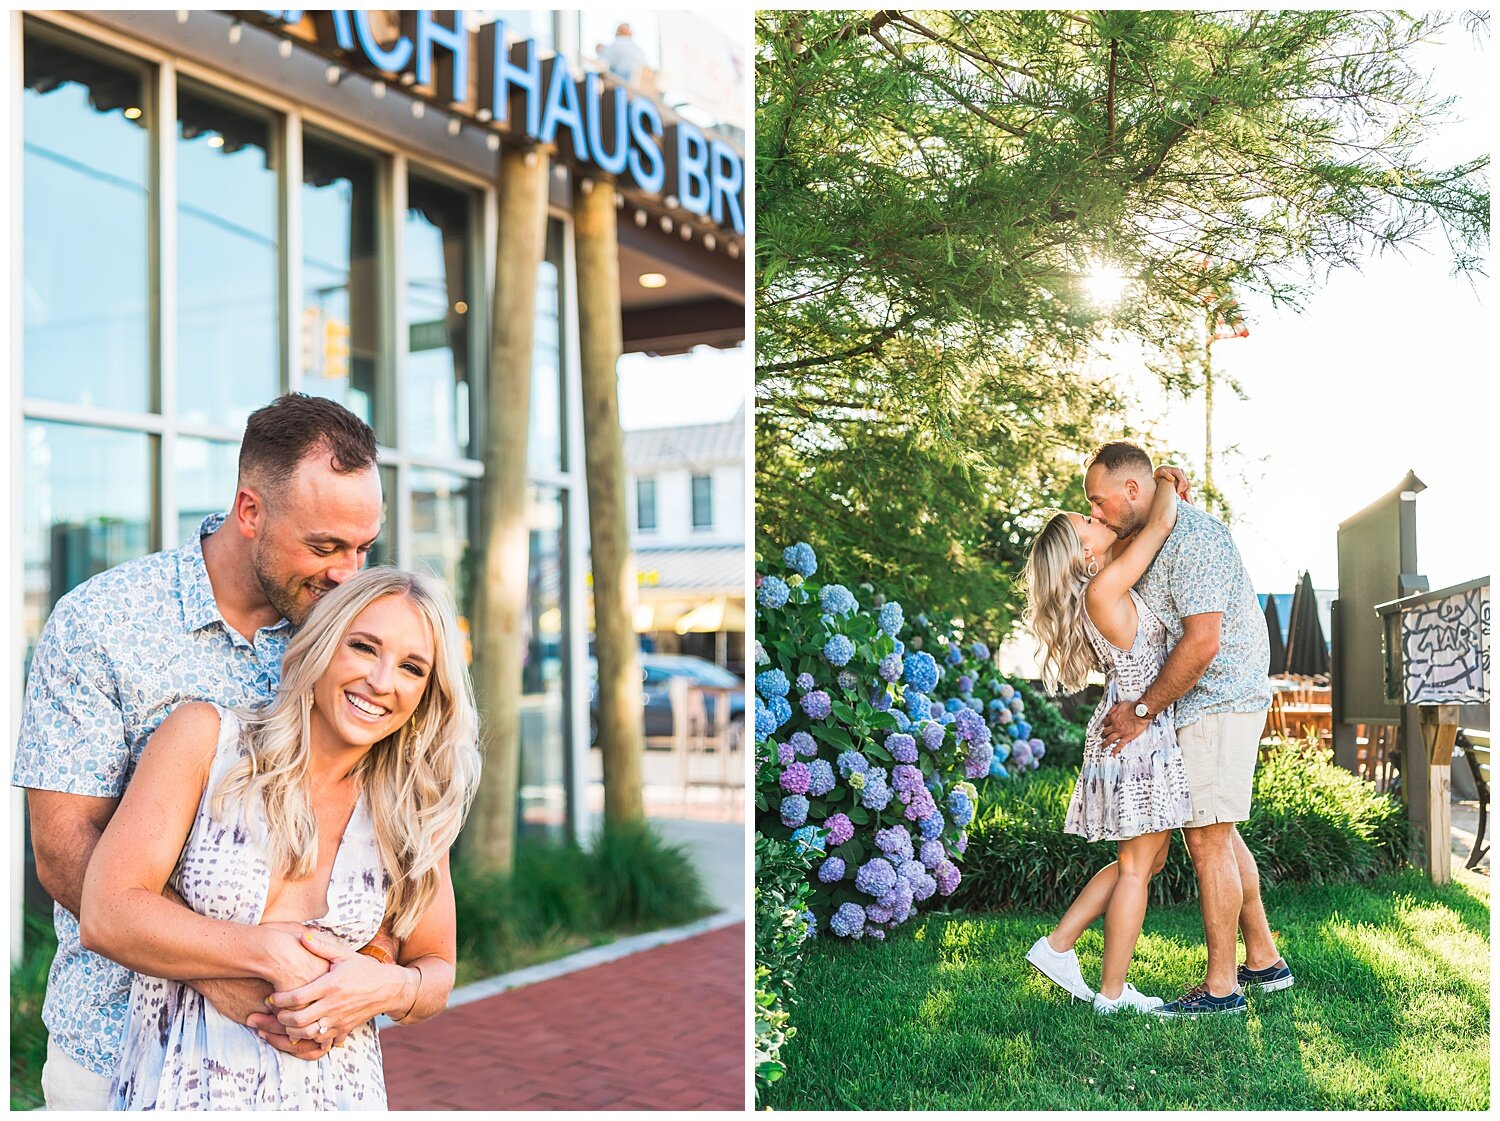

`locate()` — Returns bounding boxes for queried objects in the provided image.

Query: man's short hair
[1087,440,1154,477]
[238,394,378,494]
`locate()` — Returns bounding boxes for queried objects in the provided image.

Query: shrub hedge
[954,738,1414,914]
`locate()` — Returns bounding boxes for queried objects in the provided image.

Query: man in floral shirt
[13,395,389,1107]
[1086,440,1290,1018]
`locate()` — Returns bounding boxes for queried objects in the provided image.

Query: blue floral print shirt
[1134,501,1272,728]
[12,514,290,1077]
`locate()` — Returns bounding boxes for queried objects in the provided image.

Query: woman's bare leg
[1047,861,1119,952]
[1098,831,1171,999]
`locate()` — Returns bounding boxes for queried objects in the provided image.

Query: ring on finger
[316,1019,328,1037]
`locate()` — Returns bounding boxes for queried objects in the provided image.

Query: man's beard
[252,546,329,626]
[1108,507,1143,540]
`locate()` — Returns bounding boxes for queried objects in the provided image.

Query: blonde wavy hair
[213,566,481,940]
[1022,512,1102,695]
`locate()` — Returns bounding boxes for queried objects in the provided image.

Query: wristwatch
[1133,702,1152,719]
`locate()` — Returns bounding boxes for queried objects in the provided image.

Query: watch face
[1134,703,1149,718]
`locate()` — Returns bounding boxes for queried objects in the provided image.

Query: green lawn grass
[766,868,1489,1110]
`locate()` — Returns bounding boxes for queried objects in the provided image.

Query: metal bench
[1457,729,1489,869]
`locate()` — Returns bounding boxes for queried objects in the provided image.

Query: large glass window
[23,29,152,412]
[23,422,155,669]
[176,83,280,429]
[519,486,568,840]
[175,437,238,544]
[405,173,475,460]
[691,473,713,530]
[636,477,657,531]
[367,464,399,570]
[528,220,565,473]
[409,468,472,612]
[302,132,381,432]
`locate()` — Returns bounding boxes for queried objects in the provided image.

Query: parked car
[588,654,745,744]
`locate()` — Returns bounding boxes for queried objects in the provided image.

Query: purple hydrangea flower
[903,651,939,694]
[921,721,946,751]
[912,872,938,901]
[918,810,946,841]
[822,634,855,666]
[779,795,809,827]
[780,762,812,795]
[836,750,869,777]
[829,902,866,938]
[855,858,898,897]
[795,672,816,692]
[866,927,886,941]
[887,733,918,764]
[878,653,904,683]
[902,784,937,823]
[824,813,854,847]
[953,708,985,742]
[806,758,836,796]
[1030,738,1046,759]
[861,767,893,811]
[782,541,817,578]
[790,731,817,758]
[934,858,961,896]
[757,576,790,609]
[818,855,846,883]
[801,690,832,720]
[891,764,924,794]
[878,601,904,637]
[878,879,915,924]
[777,742,794,766]
[868,686,893,713]
[919,838,946,869]
[836,670,859,691]
[957,675,974,695]
[898,858,927,885]
[955,832,968,854]
[820,584,858,616]
[874,825,914,861]
[865,901,894,925]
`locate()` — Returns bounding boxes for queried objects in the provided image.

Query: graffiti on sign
[1399,584,1489,704]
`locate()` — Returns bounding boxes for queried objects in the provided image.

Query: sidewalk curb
[377,909,745,1030]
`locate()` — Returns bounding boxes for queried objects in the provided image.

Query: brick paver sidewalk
[381,923,746,1110]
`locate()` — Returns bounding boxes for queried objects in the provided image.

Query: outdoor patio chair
[1355,723,1401,794]
[1457,729,1489,870]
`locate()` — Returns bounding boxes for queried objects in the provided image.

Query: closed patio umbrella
[1263,593,1287,675]
[1284,571,1330,677]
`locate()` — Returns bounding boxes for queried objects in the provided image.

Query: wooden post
[1420,704,1460,884]
[461,146,552,875]
[574,176,645,828]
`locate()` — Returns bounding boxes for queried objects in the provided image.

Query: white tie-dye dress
[111,707,390,1110]
[1064,589,1195,842]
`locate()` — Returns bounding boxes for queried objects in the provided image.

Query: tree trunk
[462,146,552,874]
[574,176,645,828]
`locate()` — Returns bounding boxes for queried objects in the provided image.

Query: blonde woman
[1021,469,1193,1014]
[80,567,480,1109]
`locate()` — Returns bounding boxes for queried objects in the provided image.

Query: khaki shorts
[41,1038,112,1111]
[1176,710,1267,827]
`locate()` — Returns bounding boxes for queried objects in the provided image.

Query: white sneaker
[1026,936,1094,1001]
[1093,982,1165,1014]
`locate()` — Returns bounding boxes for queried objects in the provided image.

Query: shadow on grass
[766,870,1489,1111]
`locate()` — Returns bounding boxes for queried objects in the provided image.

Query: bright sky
[1112,24,1490,598]
[618,343,748,431]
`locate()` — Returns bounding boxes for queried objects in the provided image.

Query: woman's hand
[269,928,408,1045]
[258,925,333,994]
[1154,464,1194,504]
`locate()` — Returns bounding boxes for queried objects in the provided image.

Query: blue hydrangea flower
[855,858,898,897]
[779,794,809,827]
[988,756,1009,779]
[988,698,1005,713]
[992,739,1010,763]
[836,750,869,777]
[757,576,789,609]
[957,674,974,695]
[818,855,846,883]
[946,789,974,828]
[768,695,792,730]
[801,691,832,720]
[829,902,866,939]
[919,811,946,841]
[754,641,769,665]
[904,691,929,720]
[874,825,914,861]
[795,672,816,692]
[1014,719,1032,740]
[806,758,836,796]
[945,697,964,713]
[903,651,939,694]
[861,767,893,811]
[877,653,904,683]
[970,641,990,661]
[878,601,904,637]
[868,685,892,712]
[820,584,858,616]
[789,731,817,758]
[921,721,946,751]
[886,733,918,764]
[999,683,1015,701]
[822,634,855,666]
[782,541,817,578]
[801,909,817,939]
[891,710,911,732]
[790,825,825,855]
[945,642,963,666]
[755,669,790,698]
[754,699,775,743]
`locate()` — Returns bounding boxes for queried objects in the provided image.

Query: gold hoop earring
[404,719,425,763]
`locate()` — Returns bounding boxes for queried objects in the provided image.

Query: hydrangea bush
[755,543,992,940]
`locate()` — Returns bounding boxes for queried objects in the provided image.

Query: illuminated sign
[256,11,744,234]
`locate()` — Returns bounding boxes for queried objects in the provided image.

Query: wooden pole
[1420,704,1459,884]
[574,176,645,828]
[462,146,552,875]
